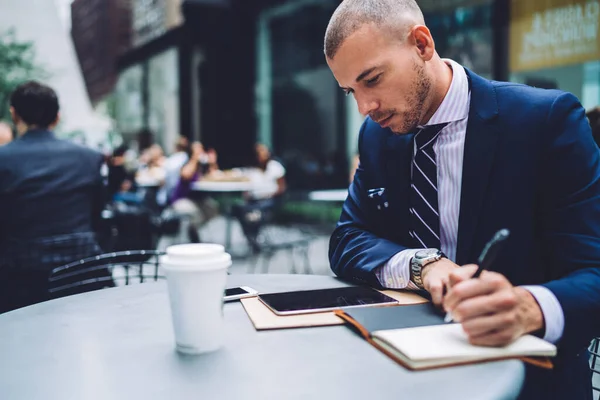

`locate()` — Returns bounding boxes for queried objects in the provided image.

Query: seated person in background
[0,121,13,146]
[204,148,219,175]
[233,143,286,252]
[0,81,113,313]
[170,142,220,243]
[160,136,190,207]
[112,174,143,205]
[107,144,129,200]
[587,106,600,146]
[136,144,167,187]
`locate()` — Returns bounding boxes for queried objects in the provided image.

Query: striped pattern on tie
[409,123,448,249]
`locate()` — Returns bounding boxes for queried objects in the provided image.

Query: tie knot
[414,123,448,149]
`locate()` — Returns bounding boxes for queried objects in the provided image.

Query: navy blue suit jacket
[0,130,105,255]
[329,69,600,399]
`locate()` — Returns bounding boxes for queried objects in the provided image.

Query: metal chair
[589,338,600,395]
[249,224,315,274]
[48,250,166,297]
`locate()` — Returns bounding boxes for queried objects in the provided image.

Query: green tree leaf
[0,28,47,121]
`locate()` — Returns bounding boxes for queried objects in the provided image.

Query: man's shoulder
[489,79,575,111]
[0,138,26,160]
[57,139,103,160]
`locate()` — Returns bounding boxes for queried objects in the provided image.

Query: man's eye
[365,75,381,86]
[344,89,354,96]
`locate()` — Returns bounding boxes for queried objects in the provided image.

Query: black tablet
[258,286,398,315]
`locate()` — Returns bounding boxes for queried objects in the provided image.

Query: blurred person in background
[107,144,130,200]
[204,147,220,174]
[170,141,220,242]
[135,144,167,211]
[0,121,13,146]
[0,81,112,313]
[136,144,166,186]
[112,173,143,205]
[587,106,600,146]
[159,136,190,206]
[233,143,286,252]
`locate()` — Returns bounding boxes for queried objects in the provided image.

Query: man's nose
[355,93,378,116]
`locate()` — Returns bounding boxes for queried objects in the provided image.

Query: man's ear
[410,25,435,62]
[9,107,18,124]
[49,112,60,129]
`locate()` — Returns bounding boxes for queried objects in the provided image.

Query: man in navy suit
[0,81,111,313]
[325,1,600,398]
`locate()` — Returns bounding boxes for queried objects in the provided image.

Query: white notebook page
[373,323,556,362]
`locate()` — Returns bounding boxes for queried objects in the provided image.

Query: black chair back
[48,250,165,298]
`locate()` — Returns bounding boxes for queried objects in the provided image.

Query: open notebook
[335,305,556,370]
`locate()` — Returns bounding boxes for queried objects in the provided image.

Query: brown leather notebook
[335,306,556,371]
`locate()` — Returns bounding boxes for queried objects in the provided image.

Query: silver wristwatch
[410,249,446,289]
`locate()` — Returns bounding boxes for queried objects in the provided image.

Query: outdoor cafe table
[308,189,349,202]
[191,180,259,251]
[0,274,524,400]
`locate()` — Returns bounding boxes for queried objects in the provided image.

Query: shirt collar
[422,58,470,128]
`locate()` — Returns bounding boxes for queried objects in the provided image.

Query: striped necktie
[409,123,448,249]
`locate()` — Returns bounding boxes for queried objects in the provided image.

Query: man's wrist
[514,287,545,337]
[410,249,446,288]
[420,258,442,281]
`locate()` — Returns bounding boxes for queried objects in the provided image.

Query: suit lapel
[455,70,500,265]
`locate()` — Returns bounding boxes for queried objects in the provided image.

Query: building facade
[0,0,112,146]
[113,0,186,154]
[71,0,133,104]
[509,0,600,108]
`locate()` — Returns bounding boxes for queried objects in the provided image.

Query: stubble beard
[392,61,431,135]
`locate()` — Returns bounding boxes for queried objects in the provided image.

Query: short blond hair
[324,0,424,59]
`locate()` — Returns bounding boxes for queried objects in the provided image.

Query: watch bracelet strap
[410,250,447,288]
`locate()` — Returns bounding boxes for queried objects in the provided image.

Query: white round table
[0,274,525,400]
[191,180,256,192]
[191,180,270,251]
[308,189,348,202]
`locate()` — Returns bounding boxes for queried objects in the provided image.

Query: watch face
[415,249,439,259]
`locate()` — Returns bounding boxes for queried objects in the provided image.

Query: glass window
[148,48,180,154]
[424,1,494,78]
[508,0,600,109]
[257,0,348,190]
[115,64,144,135]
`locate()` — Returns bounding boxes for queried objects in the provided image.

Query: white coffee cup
[161,243,231,354]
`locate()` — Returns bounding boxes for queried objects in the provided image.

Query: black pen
[444,229,511,323]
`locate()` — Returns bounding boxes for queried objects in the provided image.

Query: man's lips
[376,114,394,127]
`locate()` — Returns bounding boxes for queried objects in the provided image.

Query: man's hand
[443,265,545,346]
[421,258,460,306]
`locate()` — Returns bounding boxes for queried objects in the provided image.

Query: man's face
[327,23,432,134]
[256,144,270,163]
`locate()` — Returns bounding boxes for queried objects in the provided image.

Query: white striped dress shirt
[375,59,564,343]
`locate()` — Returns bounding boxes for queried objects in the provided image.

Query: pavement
[156,215,335,277]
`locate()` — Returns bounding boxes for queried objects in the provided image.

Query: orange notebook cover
[335,307,555,371]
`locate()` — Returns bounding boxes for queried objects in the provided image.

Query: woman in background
[170,142,220,242]
[234,143,286,252]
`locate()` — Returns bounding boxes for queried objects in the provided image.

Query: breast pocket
[366,188,389,210]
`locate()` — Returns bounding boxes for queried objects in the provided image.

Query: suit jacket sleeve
[329,120,410,287]
[539,92,600,349]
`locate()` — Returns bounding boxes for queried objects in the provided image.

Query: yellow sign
[510,0,600,72]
